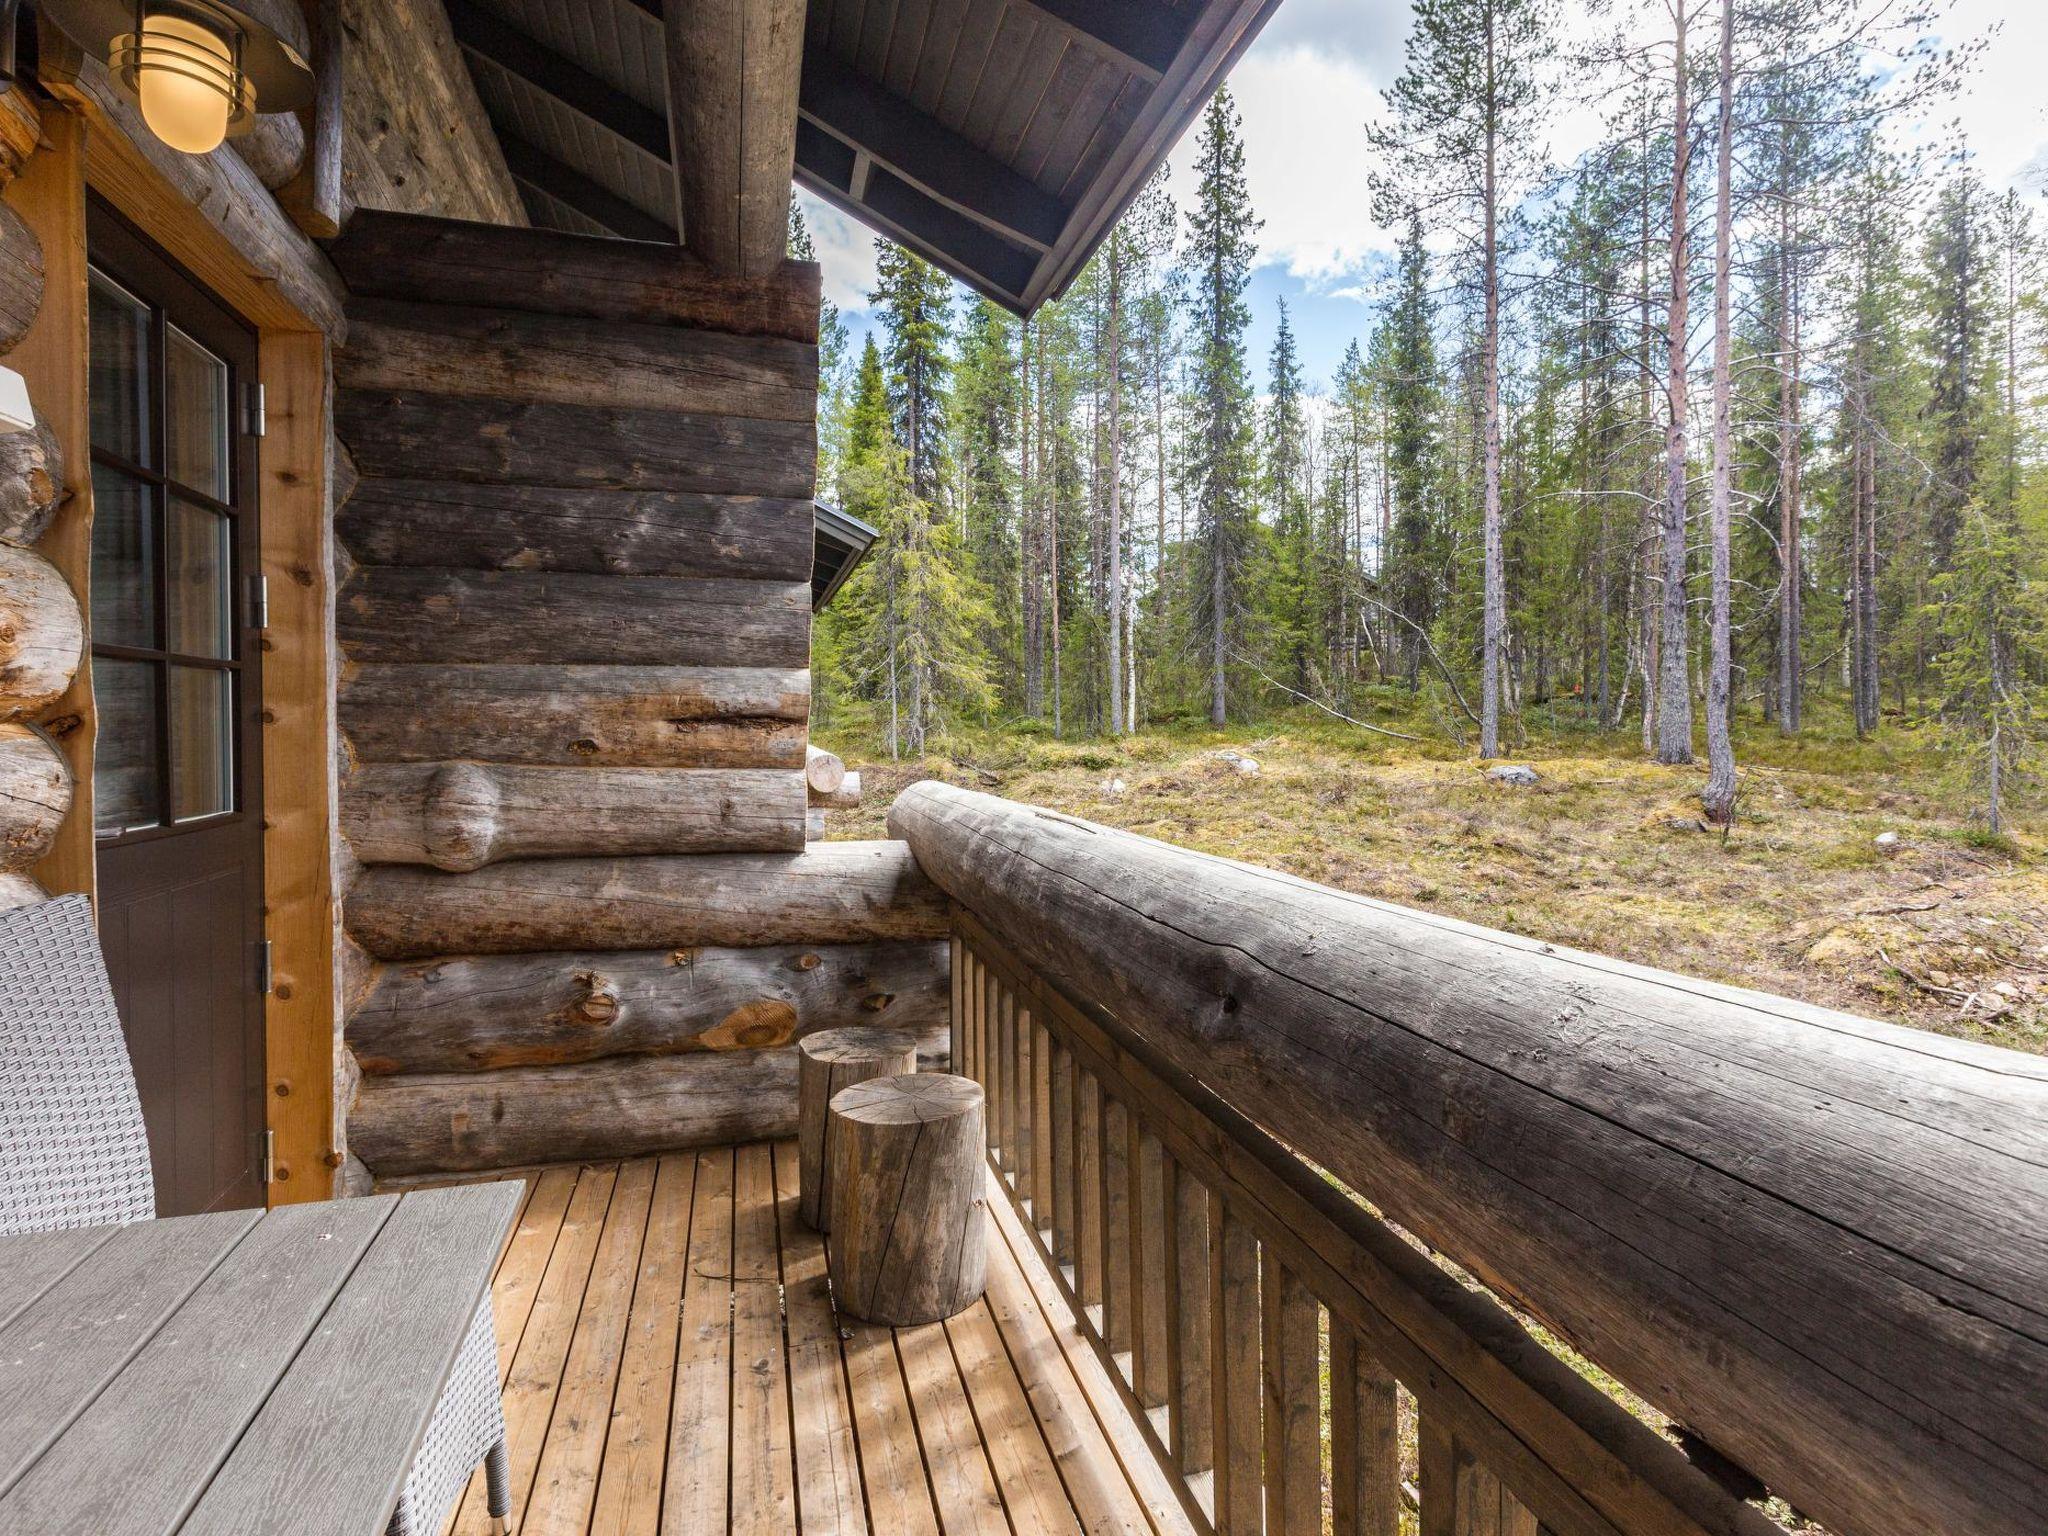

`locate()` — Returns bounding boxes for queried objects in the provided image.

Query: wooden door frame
[4,100,338,1207]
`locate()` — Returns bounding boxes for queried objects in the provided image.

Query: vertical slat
[1075,1069,1104,1310]
[1100,1094,1133,1360]
[1163,1152,1212,1477]
[1260,1253,1321,1536]
[998,984,1019,1179]
[983,962,1002,1163]
[1208,1194,1261,1536]
[1031,1017,1054,1235]
[1132,1124,1169,1410]
[1459,1456,1505,1536]
[962,946,978,1090]
[1049,1036,1076,1266]
[1424,1412,1512,1536]
[950,932,963,1079]
[1012,1000,1034,1206]
[1330,1324,1401,1536]
[1421,1413,1458,1536]
[1500,1486,1541,1536]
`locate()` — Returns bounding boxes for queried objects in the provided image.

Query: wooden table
[0,1182,521,1536]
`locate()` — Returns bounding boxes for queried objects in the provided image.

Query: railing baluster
[1032,1017,1054,1237]
[1132,1122,1169,1409]
[950,933,963,1076]
[1076,1068,1104,1311]
[1049,1036,1076,1266]
[1330,1324,1401,1536]
[979,958,998,1157]
[1102,1094,1134,1363]
[1261,1252,1321,1536]
[1209,1193,1262,1536]
[1162,1151,1213,1478]
[997,980,1017,1178]
[1011,996,1032,1202]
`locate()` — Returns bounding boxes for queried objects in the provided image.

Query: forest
[805,0,2046,839]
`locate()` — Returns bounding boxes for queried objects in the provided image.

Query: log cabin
[0,4,2041,1536]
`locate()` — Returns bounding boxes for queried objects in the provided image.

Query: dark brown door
[86,201,267,1218]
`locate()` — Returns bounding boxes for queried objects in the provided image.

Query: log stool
[797,1027,919,1230]
[827,1073,986,1326]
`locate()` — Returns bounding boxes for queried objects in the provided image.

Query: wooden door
[85,201,267,1218]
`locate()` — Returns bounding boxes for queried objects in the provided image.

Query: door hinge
[242,380,266,438]
[256,938,273,996]
[249,572,269,632]
[261,1128,276,1186]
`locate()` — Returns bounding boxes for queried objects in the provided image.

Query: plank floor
[426,1141,1195,1536]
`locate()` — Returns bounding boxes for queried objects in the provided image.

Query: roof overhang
[812,500,877,611]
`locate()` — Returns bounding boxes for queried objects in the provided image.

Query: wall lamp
[39,0,313,154]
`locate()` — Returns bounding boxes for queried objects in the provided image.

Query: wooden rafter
[497,133,674,242]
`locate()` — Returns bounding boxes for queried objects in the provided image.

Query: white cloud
[797,189,881,315]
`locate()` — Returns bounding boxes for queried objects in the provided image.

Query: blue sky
[802,0,2048,395]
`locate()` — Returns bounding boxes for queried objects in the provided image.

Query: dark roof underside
[449,0,1285,314]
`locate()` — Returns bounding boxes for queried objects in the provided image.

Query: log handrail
[890,781,2048,1536]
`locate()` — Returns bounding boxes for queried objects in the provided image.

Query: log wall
[331,212,946,1178]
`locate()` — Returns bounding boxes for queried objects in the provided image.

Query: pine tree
[1381,213,1442,688]
[1183,87,1261,727]
[952,298,1024,708]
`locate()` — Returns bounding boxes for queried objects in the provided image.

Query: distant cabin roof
[813,500,878,610]
[448,0,1284,313]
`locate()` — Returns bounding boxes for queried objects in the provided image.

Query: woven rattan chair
[0,895,512,1536]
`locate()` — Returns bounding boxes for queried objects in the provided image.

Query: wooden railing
[952,907,1771,1536]
[894,782,2048,1536]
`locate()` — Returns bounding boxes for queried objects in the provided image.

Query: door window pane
[165,326,229,500]
[89,271,152,464]
[94,659,162,834]
[90,464,156,648]
[167,497,232,658]
[169,665,234,821]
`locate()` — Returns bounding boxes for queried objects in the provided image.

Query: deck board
[428,1143,1195,1536]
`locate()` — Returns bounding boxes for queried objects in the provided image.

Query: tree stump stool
[827,1073,987,1326]
[797,1027,920,1230]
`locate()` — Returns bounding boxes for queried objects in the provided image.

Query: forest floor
[819,700,2048,1055]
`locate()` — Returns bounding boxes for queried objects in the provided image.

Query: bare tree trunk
[1775,157,1803,734]
[1700,0,1737,823]
[1022,316,1043,718]
[1658,3,1696,766]
[1479,7,1505,759]
[1047,323,1063,738]
[1108,242,1126,734]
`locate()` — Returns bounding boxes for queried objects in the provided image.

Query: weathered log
[348,939,949,1074]
[347,838,949,958]
[340,663,809,768]
[811,770,861,810]
[350,1048,794,1175]
[797,1027,919,1229]
[0,199,45,354]
[889,781,2048,1536]
[827,1073,986,1325]
[0,722,73,871]
[335,387,815,498]
[334,479,814,581]
[803,742,845,795]
[228,112,308,190]
[340,298,818,422]
[0,88,38,188]
[275,0,345,239]
[0,544,83,720]
[338,568,810,667]
[343,763,807,870]
[0,419,66,548]
[805,806,826,842]
[329,210,821,343]
[0,870,47,911]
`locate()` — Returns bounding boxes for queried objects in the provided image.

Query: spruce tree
[1381,213,1442,689]
[1264,298,1315,688]
[1182,87,1260,726]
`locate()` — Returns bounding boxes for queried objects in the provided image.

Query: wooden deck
[430,1141,1194,1536]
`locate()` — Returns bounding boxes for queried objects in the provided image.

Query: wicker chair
[0,895,512,1536]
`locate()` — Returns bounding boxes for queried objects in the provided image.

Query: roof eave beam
[498,133,676,243]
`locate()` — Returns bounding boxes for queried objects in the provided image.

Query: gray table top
[0,1181,521,1536]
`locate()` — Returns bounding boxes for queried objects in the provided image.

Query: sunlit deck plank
[770,1141,868,1536]
[526,1158,657,1536]
[842,1314,941,1535]
[665,1147,734,1536]
[589,1154,696,1536]
[897,1319,1008,1535]
[732,1143,797,1531]
[948,1293,1086,1536]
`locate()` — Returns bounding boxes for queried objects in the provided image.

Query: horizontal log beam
[347,839,949,958]
[334,480,815,581]
[349,1028,947,1176]
[888,782,2048,1536]
[348,939,947,1073]
[342,764,806,870]
[340,663,809,768]
[337,569,811,668]
[334,389,815,498]
[329,211,820,343]
[340,297,817,422]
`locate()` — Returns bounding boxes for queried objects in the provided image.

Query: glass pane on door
[94,659,162,835]
[169,666,234,821]
[90,464,156,649]
[166,497,232,658]
[165,325,229,500]
[88,271,152,464]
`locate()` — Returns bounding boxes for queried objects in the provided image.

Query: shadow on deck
[416,1143,1192,1535]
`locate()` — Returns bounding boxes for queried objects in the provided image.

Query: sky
[801,0,2048,393]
